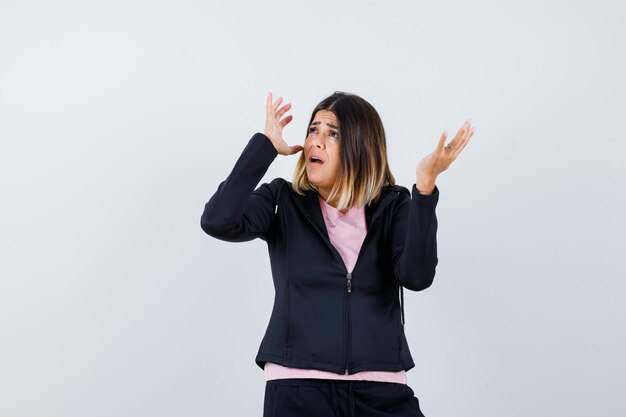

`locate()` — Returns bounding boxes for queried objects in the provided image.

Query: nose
[310,134,326,149]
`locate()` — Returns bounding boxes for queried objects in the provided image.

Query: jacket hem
[255,353,415,375]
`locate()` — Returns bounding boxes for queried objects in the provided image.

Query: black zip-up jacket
[200,132,439,375]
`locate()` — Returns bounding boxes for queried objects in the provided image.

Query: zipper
[340,192,399,373]
[290,189,402,375]
[345,272,352,374]
[291,189,399,283]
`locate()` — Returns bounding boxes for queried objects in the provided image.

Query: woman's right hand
[264,92,303,156]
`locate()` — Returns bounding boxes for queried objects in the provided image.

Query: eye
[308,127,317,134]
[329,130,339,138]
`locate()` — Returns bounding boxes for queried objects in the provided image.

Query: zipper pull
[274,204,278,214]
[347,272,352,293]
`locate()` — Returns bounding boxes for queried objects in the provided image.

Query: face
[304,110,341,201]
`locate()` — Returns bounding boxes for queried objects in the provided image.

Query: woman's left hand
[415,118,476,194]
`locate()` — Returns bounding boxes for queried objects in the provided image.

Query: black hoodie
[201,132,439,375]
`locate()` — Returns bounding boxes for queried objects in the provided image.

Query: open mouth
[309,156,324,166]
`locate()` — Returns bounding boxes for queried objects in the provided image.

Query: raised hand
[263,92,304,156]
[415,118,476,194]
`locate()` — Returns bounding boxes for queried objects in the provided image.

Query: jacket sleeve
[200,132,279,242]
[389,184,440,291]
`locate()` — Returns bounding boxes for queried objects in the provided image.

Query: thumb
[289,145,304,155]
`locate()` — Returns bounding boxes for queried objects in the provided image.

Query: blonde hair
[291,91,396,211]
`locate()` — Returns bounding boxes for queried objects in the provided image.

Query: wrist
[262,132,278,151]
[416,175,436,195]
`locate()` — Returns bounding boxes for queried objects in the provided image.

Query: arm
[200,132,279,242]
[201,92,303,242]
[394,117,475,289]
[389,184,440,291]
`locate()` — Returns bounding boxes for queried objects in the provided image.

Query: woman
[201,91,475,417]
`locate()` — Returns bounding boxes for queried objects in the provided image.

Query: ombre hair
[291,91,396,211]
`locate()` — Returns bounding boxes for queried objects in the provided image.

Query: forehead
[312,110,338,126]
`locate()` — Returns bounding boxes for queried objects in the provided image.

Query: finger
[289,144,304,155]
[280,114,293,127]
[266,92,273,118]
[272,96,284,112]
[276,103,292,119]
[455,120,474,151]
[435,131,447,154]
[455,126,475,155]
[453,119,469,141]
[462,118,473,141]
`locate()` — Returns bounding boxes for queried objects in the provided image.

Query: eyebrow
[310,121,339,129]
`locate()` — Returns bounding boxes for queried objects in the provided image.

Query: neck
[320,195,349,214]
[315,186,350,213]
[317,186,331,202]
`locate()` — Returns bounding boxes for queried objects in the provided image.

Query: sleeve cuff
[411,183,440,205]
[251,132,279,159]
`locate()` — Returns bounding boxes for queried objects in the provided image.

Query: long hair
[291,91,396,211]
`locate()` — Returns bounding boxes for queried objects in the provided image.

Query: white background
[1,0,624,416]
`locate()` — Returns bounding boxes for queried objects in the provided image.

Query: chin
[306,169,333,190]
[307,174,324,187]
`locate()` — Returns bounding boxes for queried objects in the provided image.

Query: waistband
[266,377,405,389]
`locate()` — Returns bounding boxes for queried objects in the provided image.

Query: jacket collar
[292,184,409,241]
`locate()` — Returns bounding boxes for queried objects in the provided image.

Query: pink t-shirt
[263,195,407,384]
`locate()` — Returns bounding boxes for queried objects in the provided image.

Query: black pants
[263,378,426,417]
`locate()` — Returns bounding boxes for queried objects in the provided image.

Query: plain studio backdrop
[1,0,624,416]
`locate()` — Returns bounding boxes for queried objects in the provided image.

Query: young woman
[201,91,475,417]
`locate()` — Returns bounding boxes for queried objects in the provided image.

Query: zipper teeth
[345,272,352,375]
[289,189,397,375]
[345,287,349,373]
